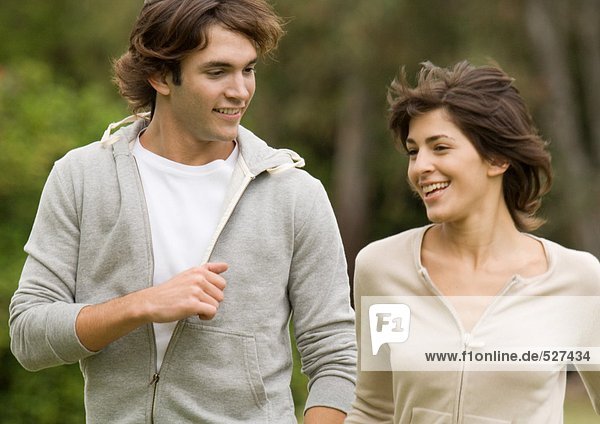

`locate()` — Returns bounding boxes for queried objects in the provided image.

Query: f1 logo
[369,304,411,355]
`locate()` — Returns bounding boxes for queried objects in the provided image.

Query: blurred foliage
[0,61,127,422]
[250,0,537,240]
[1,0,598,422]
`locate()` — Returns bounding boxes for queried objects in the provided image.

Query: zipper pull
[463,333,471,349]
[149,373,160,387]
[463,333,485,349]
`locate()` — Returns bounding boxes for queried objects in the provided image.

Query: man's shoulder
[55,141,114,170]
[48,140,122,192]
[237,127,326,197]
[267,165,320,188]
[54,116,144,174]
[248,166,326,221]
[61,140,109,159]
[237,126,308,177]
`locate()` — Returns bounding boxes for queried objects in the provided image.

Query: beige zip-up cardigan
[346,225,600,424]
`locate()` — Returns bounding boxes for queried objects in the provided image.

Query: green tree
[0,60,127,423]
[525,0,600,256]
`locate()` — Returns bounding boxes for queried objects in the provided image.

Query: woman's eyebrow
[406,134,455,144]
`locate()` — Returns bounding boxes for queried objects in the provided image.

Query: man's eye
[207,70,224,77]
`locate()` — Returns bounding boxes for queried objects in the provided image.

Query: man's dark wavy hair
[113,0,284,114]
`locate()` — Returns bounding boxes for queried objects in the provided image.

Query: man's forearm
[304,406,346,424]
[76,291,149,352]
[75,263,228,352]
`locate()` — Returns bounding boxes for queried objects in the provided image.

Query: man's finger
[197,304,218,321]
[201,280,225,302]
[204,262,228,274]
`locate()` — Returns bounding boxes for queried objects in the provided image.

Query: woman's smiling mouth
[421,181,450,198]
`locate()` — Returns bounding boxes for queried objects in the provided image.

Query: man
[9,1,356,422]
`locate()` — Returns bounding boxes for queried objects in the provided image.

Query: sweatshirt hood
[100,114,305,176]
[235,126,305,176]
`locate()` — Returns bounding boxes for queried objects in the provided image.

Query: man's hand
[139,262,228,322]
[75,262,228,352]
[304,406,346,424]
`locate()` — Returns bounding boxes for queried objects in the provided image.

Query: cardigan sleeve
[573,249,600,415]
[345,248,395,423]
[577,370,600,414]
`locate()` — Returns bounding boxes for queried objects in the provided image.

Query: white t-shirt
[132,136,238,370]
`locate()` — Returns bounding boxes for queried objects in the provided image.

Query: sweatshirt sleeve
[287,178,357,415]
[344,247,395,423]
[9,161,95,371]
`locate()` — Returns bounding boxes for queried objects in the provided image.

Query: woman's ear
[148,71,171,96]
[487,157,510,177]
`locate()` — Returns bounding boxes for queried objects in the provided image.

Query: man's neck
[140,121,235,166]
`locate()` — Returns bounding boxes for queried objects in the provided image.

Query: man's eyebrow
[406,134,455,144]
[201,58,258,69]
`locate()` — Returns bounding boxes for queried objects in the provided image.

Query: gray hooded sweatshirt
[9,116,357,423]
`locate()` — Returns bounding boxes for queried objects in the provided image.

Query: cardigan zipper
[141,155,256,422]
[417,256,522,422]
[157,164,255,365]
[199,154,256,264]
[115,127,287,422]
[455,333,471,423]
[149,373,160,423]
[131,155,162,424]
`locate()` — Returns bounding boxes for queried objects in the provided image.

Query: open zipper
[130,154,162,423]
[137,154,256,423]
[418,265,520,423]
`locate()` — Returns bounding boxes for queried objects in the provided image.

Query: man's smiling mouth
[214,108,242,115]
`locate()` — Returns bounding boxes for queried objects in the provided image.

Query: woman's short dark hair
[113,0,284,114]
[388,61,553,232]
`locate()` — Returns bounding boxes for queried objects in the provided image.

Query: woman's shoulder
[541,238,600,273]
[536,238,600,296]
[353,226,430,296]
[356,225,429,268]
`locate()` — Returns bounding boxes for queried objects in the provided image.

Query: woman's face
[405,108,506,225]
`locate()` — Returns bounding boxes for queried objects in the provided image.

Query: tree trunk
[524,0,600,256]
[332,74,370,290]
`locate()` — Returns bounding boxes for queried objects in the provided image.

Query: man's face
[162,24,258,146]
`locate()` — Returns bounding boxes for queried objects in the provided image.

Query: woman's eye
[406,148,418,157]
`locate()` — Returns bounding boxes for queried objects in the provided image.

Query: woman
[345,61,600,423]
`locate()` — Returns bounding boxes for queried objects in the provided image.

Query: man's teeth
[422,182,450,195]
[215,108,240,115]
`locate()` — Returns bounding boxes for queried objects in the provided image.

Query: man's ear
[148,71,171,96]
[487,157,510,177]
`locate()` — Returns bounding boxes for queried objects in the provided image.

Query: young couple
[10,1,600,423]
